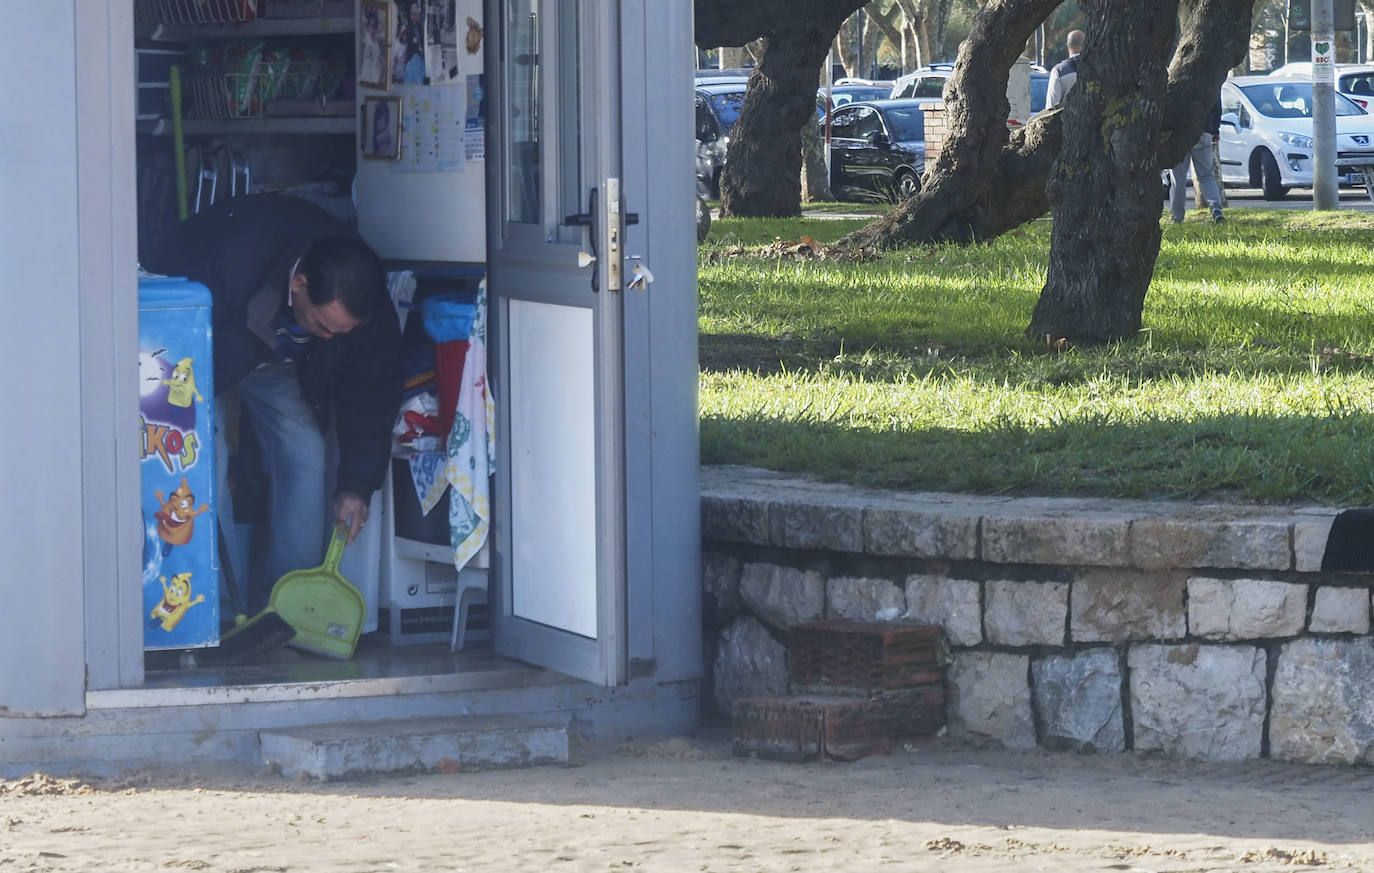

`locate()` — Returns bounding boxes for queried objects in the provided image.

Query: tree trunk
[838,0,1252,252]
[1028,0,1181,344]
[710,1,868,217]
[838,0,1066,246]
[801,114,835,201]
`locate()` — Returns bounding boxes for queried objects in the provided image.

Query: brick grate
[789,620,944,693]
[732,695,889,762]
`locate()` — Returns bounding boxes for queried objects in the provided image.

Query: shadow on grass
[700,410,1374,505]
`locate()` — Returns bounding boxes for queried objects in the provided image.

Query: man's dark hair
[297,236,385,323]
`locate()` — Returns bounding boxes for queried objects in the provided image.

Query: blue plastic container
[138,277,219,650]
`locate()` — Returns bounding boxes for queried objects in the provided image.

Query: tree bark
[1028,0,1182,344]
[801,114,835,201]
[696,0,869,217]
[838,0,1066,246]
[838,0,1252,252]
[1028,0,1253,343]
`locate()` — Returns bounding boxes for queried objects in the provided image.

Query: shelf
[393,536,490,569]
[136,17,354,42]
[138,115,354,136]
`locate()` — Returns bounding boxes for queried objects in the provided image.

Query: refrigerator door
[138,277,219,650]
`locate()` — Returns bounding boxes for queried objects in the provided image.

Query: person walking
[1046,30,1085,108]
[1169,101,1225,224]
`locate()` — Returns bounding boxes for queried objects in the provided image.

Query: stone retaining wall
[701,466,1374,765]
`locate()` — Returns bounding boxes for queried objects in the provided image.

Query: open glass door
[486,0,627,685]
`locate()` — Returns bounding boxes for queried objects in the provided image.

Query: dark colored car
[695,81,747,198]
[826,99,937,202]
[816,83,896,118]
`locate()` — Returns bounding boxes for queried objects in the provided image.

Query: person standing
[1046,30,1085,108]
[1169,101,1225,224]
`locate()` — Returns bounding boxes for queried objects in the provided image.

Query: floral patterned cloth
[442,280,495,570]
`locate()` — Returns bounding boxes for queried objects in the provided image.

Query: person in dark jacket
[1168,100,1225,224]
[141,194,401,609]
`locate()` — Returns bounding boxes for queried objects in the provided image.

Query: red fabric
[434,339,469,436]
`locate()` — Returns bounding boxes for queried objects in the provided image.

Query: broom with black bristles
[208,521,295,665]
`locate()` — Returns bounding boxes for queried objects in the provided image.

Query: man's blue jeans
[217,362,326,613]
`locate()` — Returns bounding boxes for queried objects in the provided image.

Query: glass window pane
[557,3,583,229]
[506,0,541,225]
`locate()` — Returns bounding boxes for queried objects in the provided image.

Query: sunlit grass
[698,209,1374,503]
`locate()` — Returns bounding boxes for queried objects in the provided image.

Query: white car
[1270,61,1374,112]
[1218,75,1374,200]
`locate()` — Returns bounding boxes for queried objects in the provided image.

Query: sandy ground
[3,733,1373,873]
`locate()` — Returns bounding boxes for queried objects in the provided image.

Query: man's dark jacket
[140,194,401,499]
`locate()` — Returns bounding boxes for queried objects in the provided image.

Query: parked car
[818,83,897,118]
[695,67,753,86]
[695,81,747,198]
[825,98,939,202]
[889,62,1050,121]
[1270,62,1374,112]
[1217,75,1374,200]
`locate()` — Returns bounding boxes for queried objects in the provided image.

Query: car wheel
[1259,150,1288,201]
[894,170,920,200]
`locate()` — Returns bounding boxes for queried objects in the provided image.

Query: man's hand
[334,491,370,545]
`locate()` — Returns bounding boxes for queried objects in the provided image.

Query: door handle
[565,187,600,293]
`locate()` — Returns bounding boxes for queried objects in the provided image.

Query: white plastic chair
[449,569,487,651]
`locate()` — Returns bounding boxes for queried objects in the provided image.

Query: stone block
[1071,569,1186,642]
[981,514,1130,567]
[984,580,1068,647]
[1293,515,1336,573]
[701,551,742,626]
[769,498,863,552]
[904,574,982,647]
[713,615,789,715]
[701,494,769,544]
[864,504,977,560]
[827,576,906,622]
[739,562,825,631]
[946,651,1036,749]
[1270,637,1374,765]
[1309,586,1371,634]
[1130,518,1291,571]
[1031,649,1125,753]
[1128,643,1266,761]
[1187,577,1307,640]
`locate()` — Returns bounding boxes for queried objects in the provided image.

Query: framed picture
[362,96,402,160]
[357,0,391,90]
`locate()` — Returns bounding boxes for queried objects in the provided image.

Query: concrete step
[259,714,569,780]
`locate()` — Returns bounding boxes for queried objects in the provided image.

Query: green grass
[698,208,1374,504]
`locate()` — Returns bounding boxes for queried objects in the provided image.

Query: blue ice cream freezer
[138,277,218,650]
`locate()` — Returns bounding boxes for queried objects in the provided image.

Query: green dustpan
[270,528,365,659]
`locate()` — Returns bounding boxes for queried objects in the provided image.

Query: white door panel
[508,299,597,638]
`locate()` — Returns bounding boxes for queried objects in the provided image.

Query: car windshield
[835,87,890,105]
[1241,82,1366,118]
[881,106,926,141]
[705,91,746,134]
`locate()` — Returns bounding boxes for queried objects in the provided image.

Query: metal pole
[1313,0,1339,209]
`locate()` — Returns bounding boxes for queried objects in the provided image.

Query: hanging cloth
[442,280,495,570]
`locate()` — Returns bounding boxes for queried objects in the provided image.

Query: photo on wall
[391,0,427,85]
[358,0,391,90]
[424,0,460,84]
[362,96,403,159]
